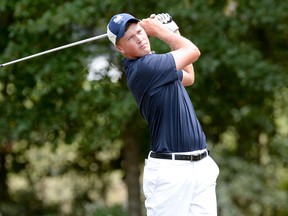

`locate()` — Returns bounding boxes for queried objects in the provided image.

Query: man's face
[116,23,151,59]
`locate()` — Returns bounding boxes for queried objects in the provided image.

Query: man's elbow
[182,76,195,86]
[197,49,201,58]
[188,47,201,64]
[187,77,195,86]
[194,48,201,62]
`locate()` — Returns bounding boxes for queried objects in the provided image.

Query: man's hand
[140,17,168,37]
[150,13,179,32]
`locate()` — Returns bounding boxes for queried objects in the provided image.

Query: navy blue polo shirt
[122,53,207,153]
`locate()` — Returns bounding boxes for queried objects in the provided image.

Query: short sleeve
[136,53,179,94]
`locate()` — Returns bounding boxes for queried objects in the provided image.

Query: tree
[1,0,287,215]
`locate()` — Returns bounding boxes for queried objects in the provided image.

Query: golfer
[107,13,219,216]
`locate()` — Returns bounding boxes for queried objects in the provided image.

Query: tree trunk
[123,130,143,216]
[0,142,10,201]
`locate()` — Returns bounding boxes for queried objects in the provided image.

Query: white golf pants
[143,150,219,216]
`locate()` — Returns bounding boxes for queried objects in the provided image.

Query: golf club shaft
[0,33,108,68]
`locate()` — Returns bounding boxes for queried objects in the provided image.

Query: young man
[107,13,219,216]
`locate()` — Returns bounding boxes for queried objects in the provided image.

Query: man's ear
[116,45,125,55]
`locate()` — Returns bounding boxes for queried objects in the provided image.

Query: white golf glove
[150,13,179,32]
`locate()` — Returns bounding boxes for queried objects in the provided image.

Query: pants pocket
[207,156,220,179]
[143,159,161,199]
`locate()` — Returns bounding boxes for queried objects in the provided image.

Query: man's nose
[136,35,142,43]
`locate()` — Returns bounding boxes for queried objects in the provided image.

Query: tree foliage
[0,0,287,215]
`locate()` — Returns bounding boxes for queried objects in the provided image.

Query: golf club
[0,33,108,68]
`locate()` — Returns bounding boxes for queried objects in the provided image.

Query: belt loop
[148,151,152,158]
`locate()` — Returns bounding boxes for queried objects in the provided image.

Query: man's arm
[140,18,200,86]
[174,29,195,86]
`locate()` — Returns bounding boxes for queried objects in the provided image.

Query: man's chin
[142,48,151,55]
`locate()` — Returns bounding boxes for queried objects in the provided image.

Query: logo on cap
[113,15,124,24]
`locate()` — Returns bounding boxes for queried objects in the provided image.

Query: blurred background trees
[0,0,287,215]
